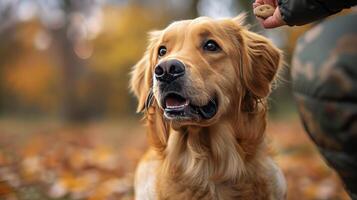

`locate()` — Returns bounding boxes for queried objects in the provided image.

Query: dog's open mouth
[162,92,217,120]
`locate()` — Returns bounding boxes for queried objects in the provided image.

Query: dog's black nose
[154,59,185,82]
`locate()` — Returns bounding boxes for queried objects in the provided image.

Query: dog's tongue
[166,98,181,107]
[166,97,188,108]
[166,97,185,108]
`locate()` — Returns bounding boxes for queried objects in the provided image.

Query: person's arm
[254,0,357,28]
[279,0,357,26]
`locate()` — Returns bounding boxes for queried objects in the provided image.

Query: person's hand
[253,0,286,29]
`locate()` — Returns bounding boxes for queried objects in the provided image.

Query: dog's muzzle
[153,59,218,121]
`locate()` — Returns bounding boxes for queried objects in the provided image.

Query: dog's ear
[130,31,161,112]
[222,16,281,99]
[240,29,282,99]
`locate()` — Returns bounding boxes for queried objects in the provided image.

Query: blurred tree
[190,0,200,18]
[90,4,167,116]
[0,1,19,113]
[36,0,104,122]
[0,0,105,121]
[49,0,90,122]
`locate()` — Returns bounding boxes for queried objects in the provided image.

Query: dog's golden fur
[130,15,286,200]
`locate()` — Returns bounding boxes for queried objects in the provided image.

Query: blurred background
[0,0,353,199]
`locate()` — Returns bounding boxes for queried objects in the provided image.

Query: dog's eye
[203,40,220,52]
[158,46,167,57]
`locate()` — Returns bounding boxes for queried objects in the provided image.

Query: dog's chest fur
[135,150,286,200]
[134,124,286,200]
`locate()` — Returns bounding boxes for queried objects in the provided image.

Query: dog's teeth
[167,105,185,109]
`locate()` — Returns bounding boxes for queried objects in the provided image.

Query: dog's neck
[147,106,268,187]
[163,122,246,187]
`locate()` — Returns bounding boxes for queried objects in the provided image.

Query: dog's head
[130,15,281,127]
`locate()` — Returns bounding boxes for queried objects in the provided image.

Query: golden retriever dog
[130,14,286,200]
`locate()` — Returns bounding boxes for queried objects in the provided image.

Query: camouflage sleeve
[291,13,357,198]
[278,0,357,26]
